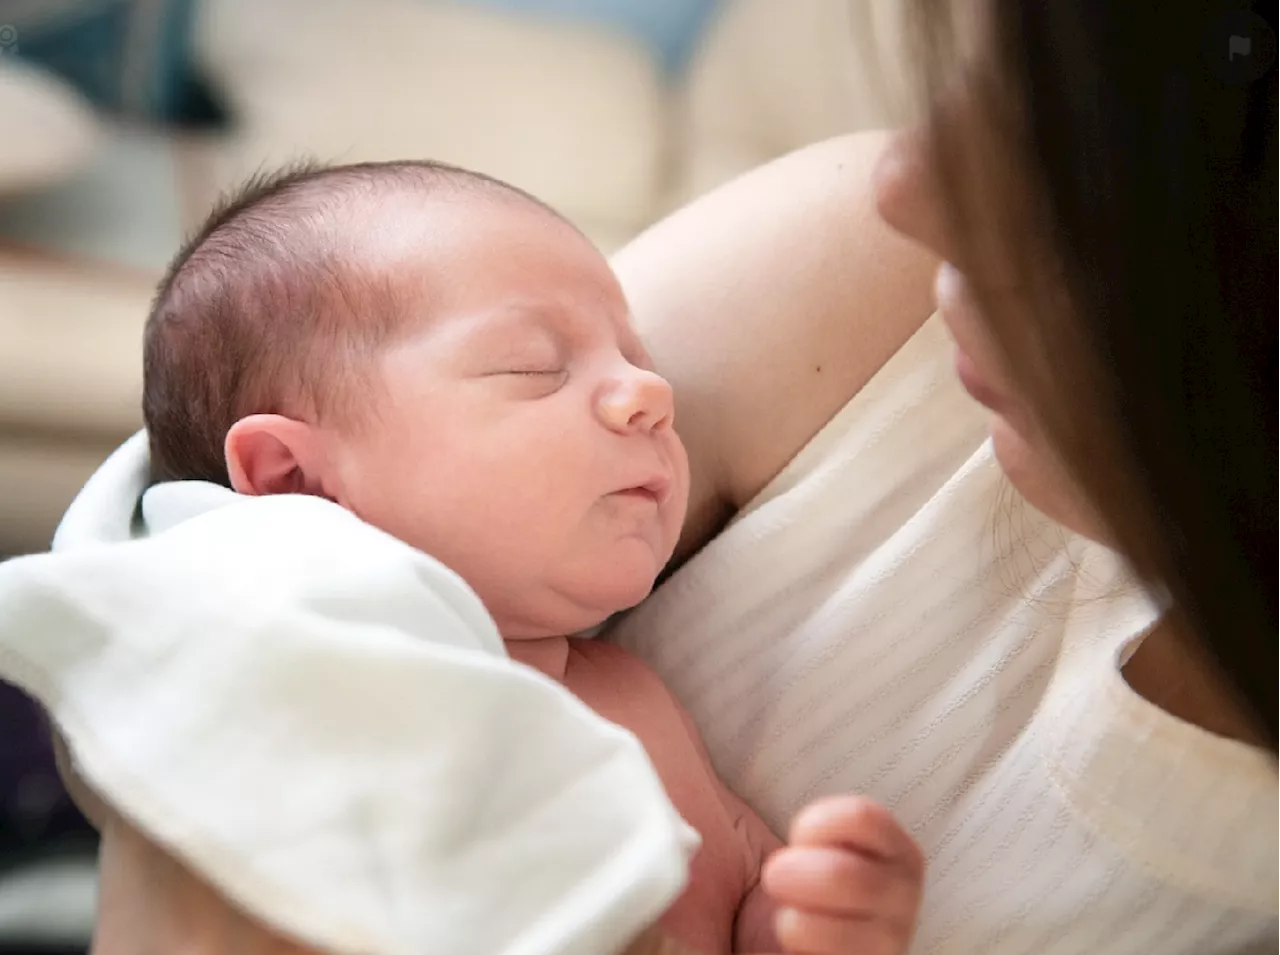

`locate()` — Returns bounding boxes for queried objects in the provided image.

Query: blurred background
[0,0,911,949]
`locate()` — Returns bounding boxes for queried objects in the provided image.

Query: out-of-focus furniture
[0,0,910,555]
[0,679,99,952]
[671,0,913,206]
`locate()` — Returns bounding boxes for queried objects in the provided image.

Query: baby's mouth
[613,476,670,505]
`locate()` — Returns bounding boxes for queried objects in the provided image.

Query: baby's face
[329,195,689,638]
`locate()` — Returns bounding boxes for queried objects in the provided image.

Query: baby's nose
[599,369,674,434]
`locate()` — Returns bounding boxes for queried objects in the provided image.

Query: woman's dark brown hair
[910,1,1276,747]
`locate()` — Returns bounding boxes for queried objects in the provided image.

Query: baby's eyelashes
[489,367,570,397]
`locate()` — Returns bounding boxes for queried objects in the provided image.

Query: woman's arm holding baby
[92,811,324,955]
[613,132,938,563]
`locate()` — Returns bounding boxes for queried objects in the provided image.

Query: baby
[142,159,923,955]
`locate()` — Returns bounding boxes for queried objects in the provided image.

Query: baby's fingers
[790,796,924,879]
[762,846,918,926]
[775,906,905,955]
[765,797,925,954]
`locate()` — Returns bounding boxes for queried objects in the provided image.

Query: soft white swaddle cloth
[0,433,698,955]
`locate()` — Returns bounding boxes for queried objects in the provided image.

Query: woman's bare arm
[92,813,707,955]
[91,812,323,955]
[613,132,938,561]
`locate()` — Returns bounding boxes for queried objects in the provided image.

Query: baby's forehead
[332,187,575,279]
[343,188,619,304]
[340,180,557,241]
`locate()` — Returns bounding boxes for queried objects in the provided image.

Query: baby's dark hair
[143,159,568,486]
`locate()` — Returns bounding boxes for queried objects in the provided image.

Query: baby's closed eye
[497,366,565,377]
[486,364,569,397]
[476,342,566,381]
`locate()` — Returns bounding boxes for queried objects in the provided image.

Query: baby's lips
[638,474,672,504]
[612,473,672,505]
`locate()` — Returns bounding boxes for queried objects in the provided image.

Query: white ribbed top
[606,315,1277,955]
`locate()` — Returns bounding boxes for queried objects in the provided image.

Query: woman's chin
[989,415,1108,543]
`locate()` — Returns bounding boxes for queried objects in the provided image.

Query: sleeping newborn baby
[142,159,922,955]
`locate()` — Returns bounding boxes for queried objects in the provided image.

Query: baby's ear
[225,414,329,497]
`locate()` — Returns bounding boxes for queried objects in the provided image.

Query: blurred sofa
[0,0,909,555]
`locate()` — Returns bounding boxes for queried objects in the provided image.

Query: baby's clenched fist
[761,796,924,955]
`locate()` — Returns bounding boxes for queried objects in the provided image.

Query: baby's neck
[504,634,571,683]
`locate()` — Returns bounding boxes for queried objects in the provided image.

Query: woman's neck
[1122,618,1268,748]
[504,634,571,683]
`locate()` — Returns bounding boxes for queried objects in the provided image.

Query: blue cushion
[457,0,723,73]
[2,0,215,124]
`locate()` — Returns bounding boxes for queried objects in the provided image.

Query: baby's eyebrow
[446,308,566,360]
[479,304,559,331]
[446,306,551,341]
[463,302,635,357]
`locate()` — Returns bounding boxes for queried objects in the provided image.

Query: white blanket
[0,433,697,955]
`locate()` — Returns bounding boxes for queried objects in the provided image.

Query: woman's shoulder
[614,133,939,560]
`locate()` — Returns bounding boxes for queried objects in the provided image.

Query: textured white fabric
[0,433,698,955]
[607,314,1279,954]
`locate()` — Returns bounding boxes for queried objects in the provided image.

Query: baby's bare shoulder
[564,639,723,786]
[565,638,676,703]
[567,635,661,674]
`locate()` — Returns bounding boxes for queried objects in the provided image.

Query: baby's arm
[669,695,923,955]
[723,788,785,953]
[668,700,782,952]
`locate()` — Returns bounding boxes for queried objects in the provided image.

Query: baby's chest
[564,643,725,817]
[564,641,754,951]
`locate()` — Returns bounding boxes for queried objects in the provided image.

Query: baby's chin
[499,564,662,639]
[564,573,658,632]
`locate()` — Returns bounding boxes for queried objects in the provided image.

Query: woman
[90,1,1277,952]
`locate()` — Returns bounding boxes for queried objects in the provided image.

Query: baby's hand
[760,796,924,955]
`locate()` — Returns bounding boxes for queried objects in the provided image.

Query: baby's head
[144,160,689,637]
